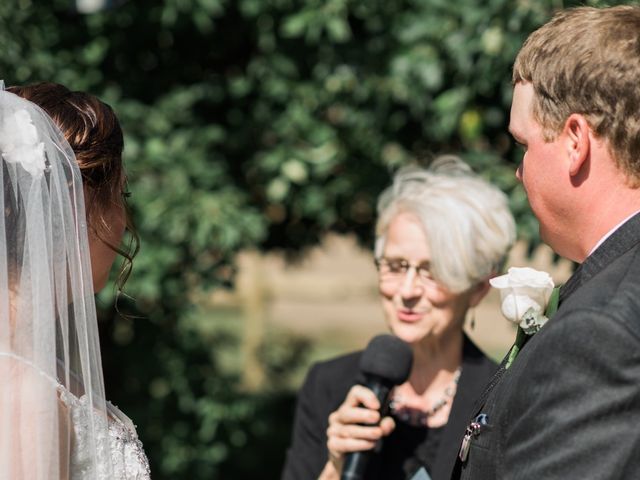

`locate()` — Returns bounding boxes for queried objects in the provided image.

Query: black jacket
[453,212,640,479]
[282,336,497,480]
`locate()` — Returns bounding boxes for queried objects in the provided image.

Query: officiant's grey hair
[375,155,516,293]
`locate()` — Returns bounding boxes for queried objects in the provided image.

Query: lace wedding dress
[59,387,151,479]
[3,351,151,479]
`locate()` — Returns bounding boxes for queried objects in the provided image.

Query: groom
[452,5,640,479]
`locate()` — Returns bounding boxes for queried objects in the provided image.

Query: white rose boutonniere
[489,267,555,335]
[0,108,47,177]
[490,267,560,369]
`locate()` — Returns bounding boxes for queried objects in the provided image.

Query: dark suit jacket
[453,213,640,480]
[282,336,497,480]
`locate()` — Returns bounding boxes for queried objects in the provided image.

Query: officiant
[281,155,515,480]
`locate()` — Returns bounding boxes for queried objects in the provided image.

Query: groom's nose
[516,162,523,182]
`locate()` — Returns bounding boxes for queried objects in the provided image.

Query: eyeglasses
[374,257,438,287]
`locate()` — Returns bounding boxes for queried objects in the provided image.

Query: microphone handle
[340,380,392,480]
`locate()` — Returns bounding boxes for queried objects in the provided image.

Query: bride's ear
[469,279,491,307]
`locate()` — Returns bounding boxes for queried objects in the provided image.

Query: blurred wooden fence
[208,234,573,390]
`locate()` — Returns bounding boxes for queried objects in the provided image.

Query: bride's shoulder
[0,352,61,402]
[1,353,151,479]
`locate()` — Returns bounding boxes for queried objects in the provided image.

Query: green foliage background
[0,0,629,477]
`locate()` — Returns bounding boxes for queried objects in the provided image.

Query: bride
[0,82,151,479]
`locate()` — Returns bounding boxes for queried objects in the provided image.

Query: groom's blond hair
[513,6,640,185]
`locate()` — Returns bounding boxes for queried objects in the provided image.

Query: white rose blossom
[0,108,46,177]
[490,267,555,335]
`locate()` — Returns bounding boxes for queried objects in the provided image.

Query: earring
[469,308,476,330]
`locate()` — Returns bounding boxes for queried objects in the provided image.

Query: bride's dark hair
[8,82,139,288]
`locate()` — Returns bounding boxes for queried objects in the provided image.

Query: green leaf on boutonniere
[505,327,527,369]
[545,286,560,318]
[504,286,561,369]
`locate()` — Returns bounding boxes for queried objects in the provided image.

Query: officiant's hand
[321,384,395,478]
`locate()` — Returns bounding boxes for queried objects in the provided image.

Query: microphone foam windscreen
[359,334,413,385]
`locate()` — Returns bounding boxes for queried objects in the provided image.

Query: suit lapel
[560,212,640,304]
[432,337,495,480]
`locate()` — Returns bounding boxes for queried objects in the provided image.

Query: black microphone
[340,334,413,480]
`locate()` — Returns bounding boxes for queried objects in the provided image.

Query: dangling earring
[469,308,476,330]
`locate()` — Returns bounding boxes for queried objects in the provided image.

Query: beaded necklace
[389,366,462,427]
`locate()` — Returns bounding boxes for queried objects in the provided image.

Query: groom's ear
[469,279,491,308]
[563,113,591,177]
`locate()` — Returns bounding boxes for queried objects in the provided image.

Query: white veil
[0,86,114,478]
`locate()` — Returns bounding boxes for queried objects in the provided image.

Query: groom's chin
[539,226,583,263]
[538,222,560,252]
